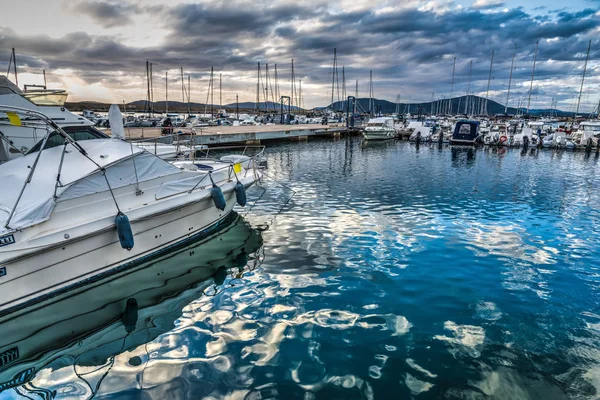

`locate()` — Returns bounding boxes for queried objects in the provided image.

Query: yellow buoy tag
[233,163,242,173]
[6,112,21,126]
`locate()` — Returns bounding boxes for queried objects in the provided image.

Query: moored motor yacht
[0,107,263,316]
[0,77,97,162]
[450,120,483,145]
[362,117,396,140]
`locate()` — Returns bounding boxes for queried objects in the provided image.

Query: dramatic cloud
[70,1,139,28]
[0,0,598,112]
[471,0,505,9]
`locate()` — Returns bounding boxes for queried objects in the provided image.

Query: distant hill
[67,95,573,116]
[66,100,303,113]
[323,95,573,117]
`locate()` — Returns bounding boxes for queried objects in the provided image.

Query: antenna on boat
[42,69,47,89]
[7,48,18,87]
[485,51,494,115]
[505,43,516,115]
[575,40,591,119]
[526,41,539,116]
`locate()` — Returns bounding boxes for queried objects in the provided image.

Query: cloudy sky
[1,0,599,111]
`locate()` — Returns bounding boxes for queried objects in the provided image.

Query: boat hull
[362,130,396,140]
[0,213,262,384]
[0,190,240,316]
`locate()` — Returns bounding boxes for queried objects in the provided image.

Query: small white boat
[0,107,263,316]
[362,117,396,140]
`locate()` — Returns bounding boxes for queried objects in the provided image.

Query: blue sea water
[3,138,600,399]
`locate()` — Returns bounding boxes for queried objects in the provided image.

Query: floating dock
[110,124,359,145]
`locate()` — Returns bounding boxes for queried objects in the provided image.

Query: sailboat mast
[369,70,373,116]
[187,75,191,117]
[210,67,214,116]
[575,40,591,118]
[331,48,336,109]
[291,59,295,110]
[299,80,302,112]
[256,62,260,112]
[165,71,168,114]
[146,60,151,117]
[274,64,279,103]
[526,41,539,115]
[449,57,456,115]
[505,43,516,114]
[341,66,346,112]
[219,73,222,111]
[465,60,472,115]
[485,50,494,115]
[150,62,154,115]
[43,69,47,89]
[264,64,269,112]
[180,67,185,106]
[355,80,358,114]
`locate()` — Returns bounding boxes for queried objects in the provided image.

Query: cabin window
[27,126,109,153]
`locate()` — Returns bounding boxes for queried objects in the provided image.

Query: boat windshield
[22,90,68,106]
[368,123,386,127]
[583,125,600,132]
[27,126,110,154]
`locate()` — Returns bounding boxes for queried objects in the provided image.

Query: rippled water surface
[5,138,600,399]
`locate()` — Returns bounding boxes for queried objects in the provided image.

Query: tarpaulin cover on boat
[0,139,180,233]
[452,121,480,142]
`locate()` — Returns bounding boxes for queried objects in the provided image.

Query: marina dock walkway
[111,123,356,145]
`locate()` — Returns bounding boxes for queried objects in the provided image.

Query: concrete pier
[112,123,355,145]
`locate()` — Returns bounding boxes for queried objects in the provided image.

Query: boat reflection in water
[0,212,263,398]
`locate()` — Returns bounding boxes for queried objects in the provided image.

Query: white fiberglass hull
[362,129,395,140]
[0,181,252,316]
[0,213,262,385]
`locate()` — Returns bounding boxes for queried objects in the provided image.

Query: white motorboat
[362,117,396,140]
[0,213,262,393]
[541,131,575,149]
[0,77,98,162]
[408,120,436,142]
[571,121,600,148]
[0,107,263,316]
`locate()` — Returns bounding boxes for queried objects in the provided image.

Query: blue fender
[211,185,226,211]
[234,182,247,206]
[115,212,134,250]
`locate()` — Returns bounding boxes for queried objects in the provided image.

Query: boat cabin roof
[0,139,180,233]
